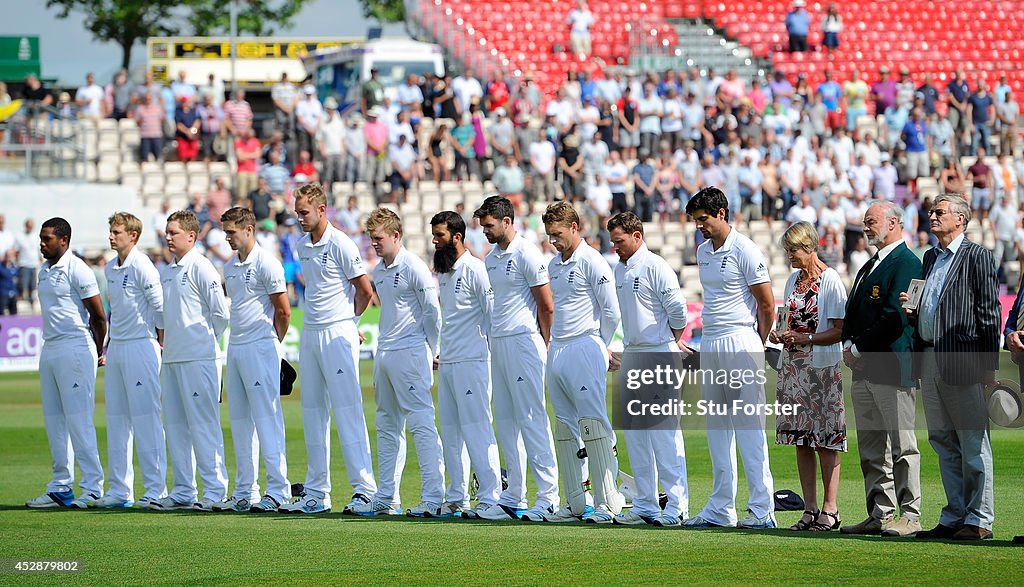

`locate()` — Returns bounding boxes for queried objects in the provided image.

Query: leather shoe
[952,524,993,540]
[916,524,960,539]
[840,516,891,535]
[881,516,922,537]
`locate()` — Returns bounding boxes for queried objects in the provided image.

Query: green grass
[1,359,1024,585]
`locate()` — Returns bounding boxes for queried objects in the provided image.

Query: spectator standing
[248,177,275,223]
[946,69,971,154]
[174,98,201,163]
[361,67,384,114]
[996,89,1019,157]
[605,150,630,214]
[493,155,525,206]
[617,87,641,161]
[821,3,841,52]
[105,69,133,120]
[452,68,484,116]
[292,150,319,184]
[872,153,898,201]
[0,251,16,314]
[206,177,232,223]
[870,66,898,117]
[196,94,224,163]
[566,0,595,56]
[967,148,993,223]
[222,89,253,138]
[234,126,261,202]
[785,0,810,52]
[388,134,417,204]
[271,73,297,140]
[14,218,38,308]
[816,71,842,132]
[967,80,995,156]
[989,192,1016,278]
[364,107,390,192]
[917,73,940,116]
[529,127,557,202]
[637,83,663,157]
[397,73,424,112]
[902,108,930,187]
[295,84,324,158]
[842,69,869,132]
[260,150,291,197]
[72,72,106,121]
[317,97,346,188]
[136,93,164,162]
[169,70,197,104]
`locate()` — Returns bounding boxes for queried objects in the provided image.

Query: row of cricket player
[29,184,779,528]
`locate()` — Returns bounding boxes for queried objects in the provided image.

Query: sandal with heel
[809,510,841,531]
[790,509,819,531]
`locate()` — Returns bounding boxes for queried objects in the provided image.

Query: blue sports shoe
[26,491,75,509]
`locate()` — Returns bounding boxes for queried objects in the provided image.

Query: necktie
[853,254,878,295]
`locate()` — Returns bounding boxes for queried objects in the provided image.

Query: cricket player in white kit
[150,210,231,512]
[282,184,377,514]
[26,217,107,509]
[429,211,507,520]
[94,212,166,509]
[607,212,689,527]
[352,208,447,517]
[473,196,560,522]
[217,207,292,513]
[541,202,624,524]
[683,187,776,529]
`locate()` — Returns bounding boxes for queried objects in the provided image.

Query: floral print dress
[775,272,847,451]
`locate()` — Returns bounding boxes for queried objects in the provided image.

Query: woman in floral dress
[770,221,848,532]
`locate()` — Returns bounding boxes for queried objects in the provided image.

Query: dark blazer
[842,241,921,387]
[912,237,1000,385]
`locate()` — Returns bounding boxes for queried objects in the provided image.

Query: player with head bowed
[473,195,560,522]
[149,210,231,512]
[541,201,624,523]
[281,183,377,514]
[429,210,506,520]
[607,211,690,527]
[93,213,166,509]
[350,208,447,517]
[216,207,292,513]
[25,218,107,509]
[682,187,776,529]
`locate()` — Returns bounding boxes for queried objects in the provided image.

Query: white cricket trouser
[298,321,377,499]
[698,329,775,526]
[226,339,290,504]
[438,360,502,506]
[491,333,559,510]
[547,334,616,505]
[162,360,229,503]
[104,339,166,501]
[39,341,104,495]
[373,344,445,505]
[622,342,688,519]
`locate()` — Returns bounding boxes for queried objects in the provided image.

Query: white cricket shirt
[438,252,492,363]
[372,246,441,355]
[38,250,100,344]
[298,223,366,327]
[548,240,620,344]
[614,243,688,348]
[697,229,770,339]
[224,244,286,345]
[105,247,162,342]
[485,233,549,338]
[159,247,230,363]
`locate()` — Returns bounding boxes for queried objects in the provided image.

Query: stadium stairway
[670,20,763,80]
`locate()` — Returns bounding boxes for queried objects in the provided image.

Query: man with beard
[430,211,506,519]
[840,201,922,536]
[217,207,292,513]
[26,218,107,509]
[473,196,560,522]
[607,212,690,527]
[281,184,377,514]
[351,208,446,517]
[542,201,623,523]
[682,187,776,529]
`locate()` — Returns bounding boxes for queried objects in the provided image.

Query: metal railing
[0,102,89,182]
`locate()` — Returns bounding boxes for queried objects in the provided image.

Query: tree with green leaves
[46,0,315,71]
[358,0,404,24]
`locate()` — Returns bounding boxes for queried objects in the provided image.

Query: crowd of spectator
[3,54,1023,310]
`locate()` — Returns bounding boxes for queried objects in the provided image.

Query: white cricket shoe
[342,493,371,515]
[148,497,194,511]
[349,496,401,516]
[584,504,615,524]
[249,495,281,513]
[519,504,554,522]
[69,493,101,509]
[544,505,592,523]
[92,494,134,509]
[465,503,516,521]
[212,496,252,512]
[193,498,219,512]
[279,493,332,514]
[425,501,466,518]
[405,501,442,518]
[613,510,655,525]
[26,491,74,509]
[652,514,682,527]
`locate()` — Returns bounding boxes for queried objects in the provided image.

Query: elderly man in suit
[840,201,923,537]
[906,193,998,541]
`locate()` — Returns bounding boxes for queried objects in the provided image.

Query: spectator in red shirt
[234,125,261,201]
[292,149,320,184]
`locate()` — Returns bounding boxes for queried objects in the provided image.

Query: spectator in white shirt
[317,97,346,188]
[295,85,324,157]
[785,193,818,226]
[566,0,595,56]
[452,68,484,115]
[397,73,425,112]
[529,128,558,201]
[849,154,873,198]
[872,152,898,201]
[75,72,106,120]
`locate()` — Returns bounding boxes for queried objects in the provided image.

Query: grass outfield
[1,359,1024,585]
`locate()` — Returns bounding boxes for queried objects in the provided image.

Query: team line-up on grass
[26,183,1008,540]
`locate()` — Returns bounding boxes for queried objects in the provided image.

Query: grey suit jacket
[912,237,1000,385]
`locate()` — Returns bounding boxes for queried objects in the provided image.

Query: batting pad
[555,419,588,514]
[581,418,623,514]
